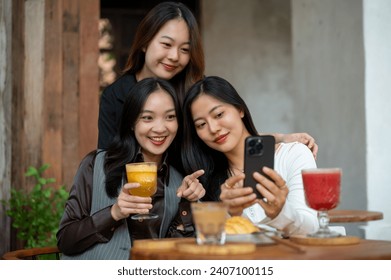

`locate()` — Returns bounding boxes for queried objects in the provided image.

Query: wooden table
[329,209,383,223]
[131,238,391,260]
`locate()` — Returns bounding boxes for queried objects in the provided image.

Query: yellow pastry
[225,216,260,234]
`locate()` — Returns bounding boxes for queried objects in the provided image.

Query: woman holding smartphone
[181,76,319,236]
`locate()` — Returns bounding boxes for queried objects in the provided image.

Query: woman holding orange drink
[57,78,204,259]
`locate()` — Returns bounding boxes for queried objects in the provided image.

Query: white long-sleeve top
[243,142,319,236]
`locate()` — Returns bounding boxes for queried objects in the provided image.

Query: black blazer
[98,74,137,149]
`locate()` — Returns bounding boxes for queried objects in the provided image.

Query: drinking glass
[191,202,228,245]
[126,162,158,220]
[302,168,342,238]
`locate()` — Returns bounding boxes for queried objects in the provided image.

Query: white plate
[226,233,276,245]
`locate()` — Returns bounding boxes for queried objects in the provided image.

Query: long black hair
[182,76,258,201]
[104,77,182,198]
[123,2,204,105]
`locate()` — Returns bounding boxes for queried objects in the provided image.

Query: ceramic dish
[226,232,276,245]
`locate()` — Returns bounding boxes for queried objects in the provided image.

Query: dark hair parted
[123,2,204,105]
[181,76,258,201]
[104,77,183,198]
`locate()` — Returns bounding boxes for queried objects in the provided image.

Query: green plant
[1,164,69,249]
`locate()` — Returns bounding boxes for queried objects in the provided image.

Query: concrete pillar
[292,0,391,239]
[292,0,367,237]
[361,0,391,240]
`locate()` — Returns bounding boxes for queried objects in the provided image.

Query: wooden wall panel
[1,0,13,256]
[11,0,100,190]
[9,0,26,253]
[79,0,99,159]
[11,0,26,192]
[41,0,99,187]
[5,0,100,252]
[62,0,80,186]
[43,0,63,184]
[24,0,45,190]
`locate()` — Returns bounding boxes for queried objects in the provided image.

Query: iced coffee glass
[191,202,228,245]
[126,162,158,220]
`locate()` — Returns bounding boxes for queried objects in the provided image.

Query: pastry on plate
[225,216,260,234]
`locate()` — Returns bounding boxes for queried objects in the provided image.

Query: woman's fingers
[221,173,255,204]
[221,186,255,202]
[311,142,318,159]
[301,133,318,159]
[111,197,152,221]
[223,173,245,189]
[254,167,286,190]
[220,187,257,216]
[177,169,206,200]
[122,182,140,194]
[252,167,289,219]
[282,132,318,159]
[220,173,257,216]
[112,183,155,219]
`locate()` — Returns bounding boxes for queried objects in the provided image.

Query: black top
[98,74,137,149]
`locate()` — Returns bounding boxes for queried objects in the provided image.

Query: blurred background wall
[202,0,391,240]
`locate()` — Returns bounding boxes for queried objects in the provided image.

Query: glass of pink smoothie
[302,168,342,238]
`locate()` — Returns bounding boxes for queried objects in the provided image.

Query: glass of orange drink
[126,162,158,220]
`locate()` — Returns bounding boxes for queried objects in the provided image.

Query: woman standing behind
[181,76,318,236]
[98,2,318,156]
[58,78,204,259]
[98,2,204,149]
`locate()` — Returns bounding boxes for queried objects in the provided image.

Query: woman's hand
[220,167,289,219]
[254,167,289,219]
[110,182,153,221]
[177,169,206,201]
[220,173,257,216]
[272,132,318,159]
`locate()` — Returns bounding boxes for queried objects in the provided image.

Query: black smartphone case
[243,135,275,199]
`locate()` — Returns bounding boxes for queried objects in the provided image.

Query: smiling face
[191,94,250,156]
[134,89,178,163]
[138,19,191,81]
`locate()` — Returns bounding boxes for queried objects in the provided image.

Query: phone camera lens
[255,142,262,153]
[249,139,256,147]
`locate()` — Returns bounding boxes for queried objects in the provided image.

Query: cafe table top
[130,237,391,260]
[328,209,383,223]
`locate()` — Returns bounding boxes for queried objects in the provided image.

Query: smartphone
[243,135,275,199]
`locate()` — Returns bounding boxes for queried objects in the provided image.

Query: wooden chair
[2,246,61,260]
